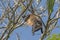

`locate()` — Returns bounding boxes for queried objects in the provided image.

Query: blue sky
[0,0,60,40]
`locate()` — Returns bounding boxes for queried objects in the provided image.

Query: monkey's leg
[40,27,43,33]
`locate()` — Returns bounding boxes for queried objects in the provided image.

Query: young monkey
[23,14,43,35]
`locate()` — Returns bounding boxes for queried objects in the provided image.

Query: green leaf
[47,0,55,14]
[47,34,60,40]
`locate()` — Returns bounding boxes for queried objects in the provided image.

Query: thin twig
[40,9,60,40]
[0,27,6,29]
[2,0,33,40]
[5,22,24,40]
[40,8,52,40]
[16,0,33,24]
[0,22,11,40]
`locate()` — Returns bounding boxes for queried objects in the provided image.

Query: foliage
[47,0,55,14]
[47,34,60,40]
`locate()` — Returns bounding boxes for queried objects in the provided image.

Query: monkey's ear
[25,15,30,21]
[22,15,30,21]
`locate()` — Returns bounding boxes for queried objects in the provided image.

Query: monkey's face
[26,14,37,26]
